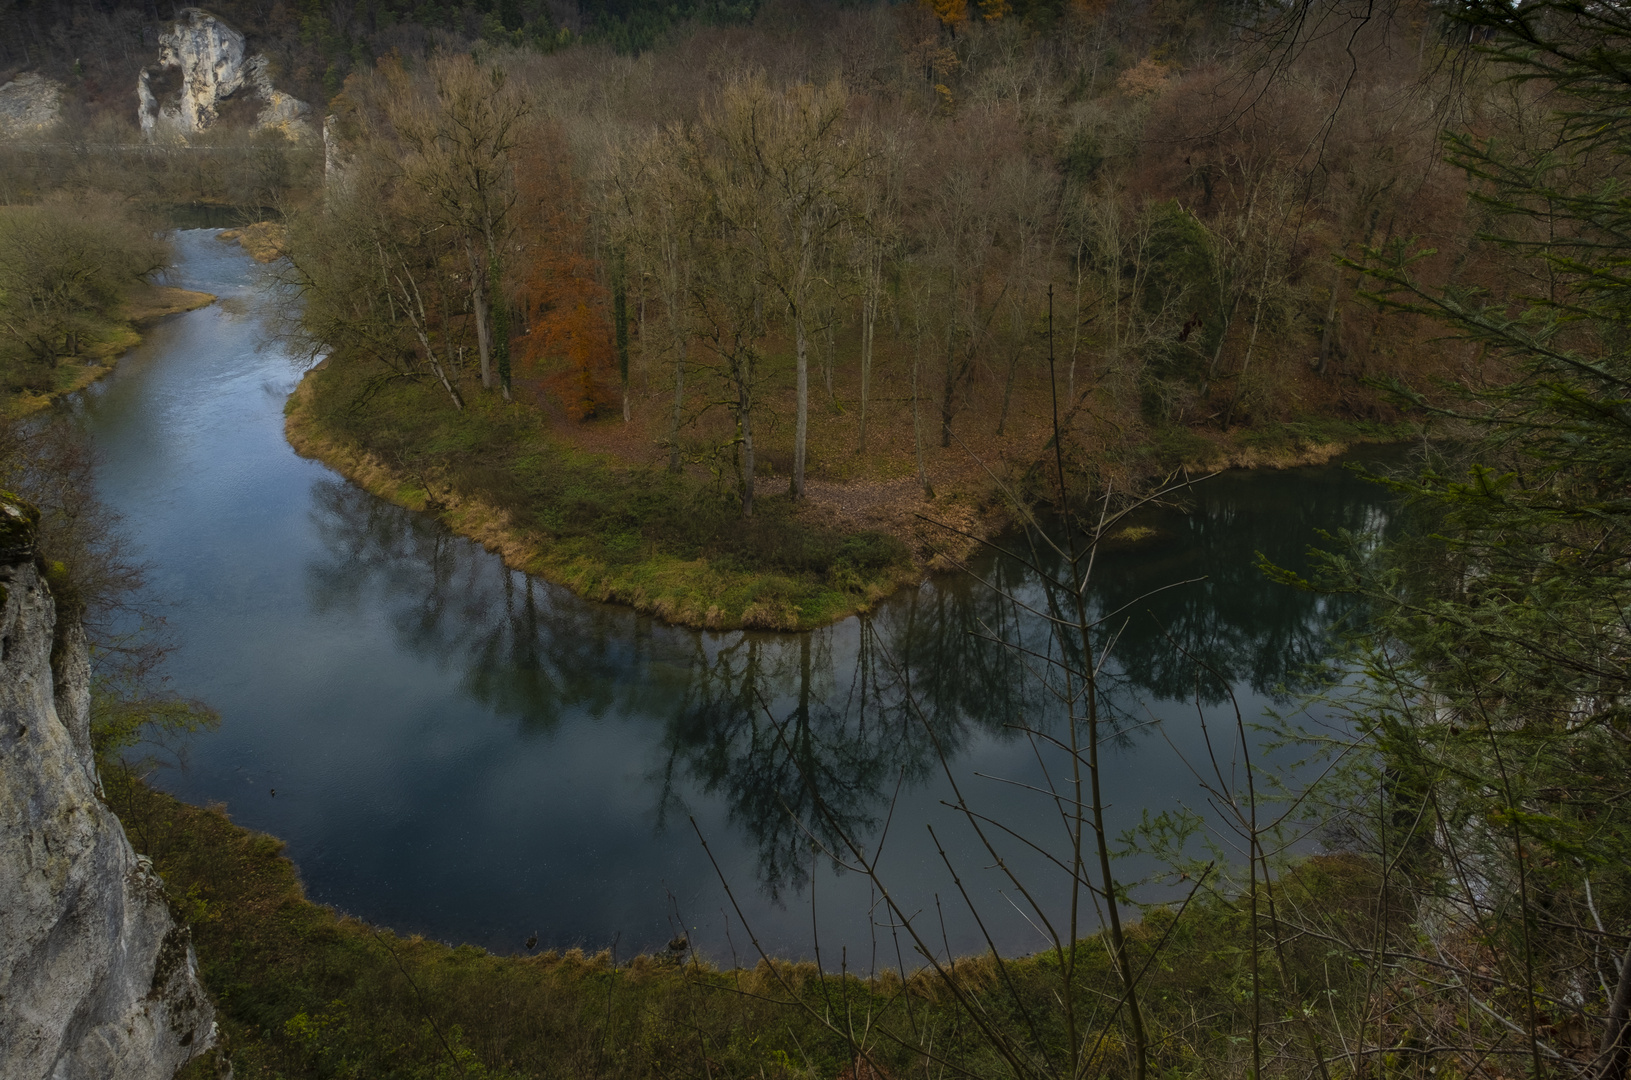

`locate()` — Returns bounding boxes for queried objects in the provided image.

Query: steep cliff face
[0,494,216,1079]
[138,8,311,142]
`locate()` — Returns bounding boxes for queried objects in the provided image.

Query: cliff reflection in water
[303,457,1392,908]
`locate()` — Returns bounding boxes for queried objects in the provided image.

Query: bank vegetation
[0,195,213,415]
[282,0,1479,627]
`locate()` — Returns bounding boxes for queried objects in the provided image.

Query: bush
[0,194,169,395]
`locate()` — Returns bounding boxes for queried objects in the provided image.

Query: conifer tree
[1289,6,1631,1072]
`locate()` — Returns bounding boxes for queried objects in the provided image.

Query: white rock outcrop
[138,8,311,141]
[0,495,216,1079]
[322,113,353,194]
[0,73,63,137]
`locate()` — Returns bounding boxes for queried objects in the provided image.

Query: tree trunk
[739,381,755,518]
[668,337,687,472]
[394,265,466,411]
[420,341,465,411]
[858,268,877,454]
[1224,257,1273,429]
[1600,936,1631,1080]
[481,219,511,400]
[791,210,813,501]
[913,311,932,498]
[792,308,809,499]
[997,294,1025,437]
[1317,262,1343,376]
[1067,251,1084,403]
[489,258,511,402]
[996,348,1020,437]
[466,238,493,390]
[613,249,631,421]
[1200,292,1238,402]
[823,310,835,403]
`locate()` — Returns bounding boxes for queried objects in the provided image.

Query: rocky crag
[138,8,311,142]
[0,494,216,1079]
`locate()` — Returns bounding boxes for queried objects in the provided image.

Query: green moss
[0,490,41,560]
[43,558,80,615]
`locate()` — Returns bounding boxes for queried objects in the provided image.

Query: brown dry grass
[122,282,217,322]
[217,221,286,263]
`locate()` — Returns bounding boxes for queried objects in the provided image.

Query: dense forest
[7,1,1631,1079]
[5,0,1477,538]
[256,0,1485,630]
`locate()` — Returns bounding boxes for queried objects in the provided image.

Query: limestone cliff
[138,8,311,142]
[0,494,216,1079]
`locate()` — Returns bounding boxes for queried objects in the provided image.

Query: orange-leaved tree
[922,0,968,36]
[513,124,616,421]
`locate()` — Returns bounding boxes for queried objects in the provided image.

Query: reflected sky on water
[70,230,1398,964]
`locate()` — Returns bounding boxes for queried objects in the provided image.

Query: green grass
[292,359,914,629]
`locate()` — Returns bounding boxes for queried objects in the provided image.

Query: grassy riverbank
[216,221,287,263]
[0,195,218,418]
[285,362,923,631]
[285,354,1410,632]
[4,283,215,418]
[105,768,1382,1080]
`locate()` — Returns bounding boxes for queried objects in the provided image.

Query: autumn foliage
[513,125,616,421]
[921,0,968,34]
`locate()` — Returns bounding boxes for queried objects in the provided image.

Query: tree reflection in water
[303,457,1395,910]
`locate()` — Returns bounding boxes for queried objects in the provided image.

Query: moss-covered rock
[0,489,40,564]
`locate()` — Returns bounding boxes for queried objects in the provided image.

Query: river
[67,230,1396,965]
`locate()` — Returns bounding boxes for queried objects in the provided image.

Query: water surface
[74,231,1395,965]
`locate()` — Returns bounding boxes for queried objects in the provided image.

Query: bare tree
[285,157,469,413]
[707,75,865,500]
[385,55,528,400]
[1068,190,1188,423]
[611,123,701,472]
[851,127,904,456]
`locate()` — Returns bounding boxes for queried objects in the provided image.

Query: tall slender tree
[708,75,864,500]
[386,55,528,400]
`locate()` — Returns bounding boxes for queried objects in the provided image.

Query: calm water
[70,231,1395,965]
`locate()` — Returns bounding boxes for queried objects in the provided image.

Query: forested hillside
[263,0,1483,628]
[0,0,1507,624]
[0,0,1550,634]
